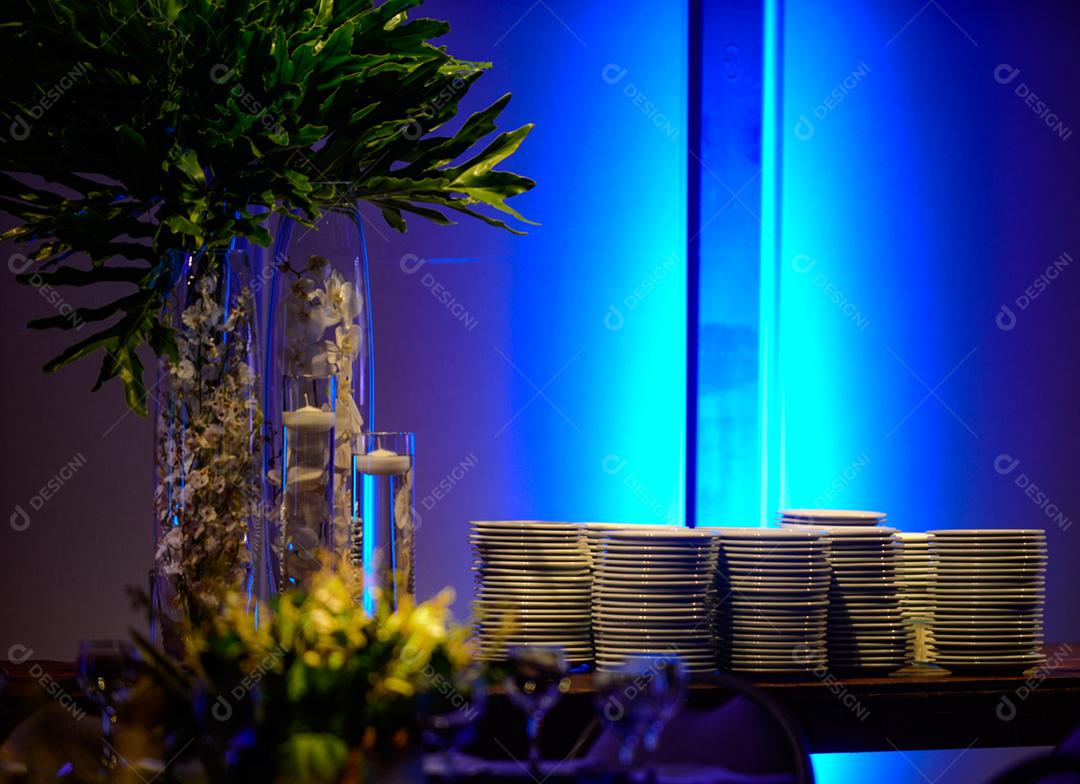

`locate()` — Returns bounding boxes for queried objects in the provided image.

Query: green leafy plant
[0,0,535,414]
[135,566,478,784]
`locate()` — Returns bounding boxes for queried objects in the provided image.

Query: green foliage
[134,569,475,784]
[0,0,535,414]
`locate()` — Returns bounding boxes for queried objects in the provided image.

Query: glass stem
[100,703,116,770]
[527,713,543,776]
[618,734,637,769]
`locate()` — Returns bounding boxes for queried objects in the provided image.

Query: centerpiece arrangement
[132,566,477,784]
[0,0,535,624]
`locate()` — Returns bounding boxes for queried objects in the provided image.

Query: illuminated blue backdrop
[709,0,1080,780]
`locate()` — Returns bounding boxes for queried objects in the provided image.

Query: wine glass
[76,640,139,771]
[640,656,688,774]
[593,656,666,770]
[502,646,571,778]
[416,668,487,782]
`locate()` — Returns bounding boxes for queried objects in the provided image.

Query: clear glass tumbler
[354,431,415,612]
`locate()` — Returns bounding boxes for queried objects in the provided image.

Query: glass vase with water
[354,431,415,612]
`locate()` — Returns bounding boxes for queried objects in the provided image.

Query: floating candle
[355,448,411,476]
[283,404,336,432]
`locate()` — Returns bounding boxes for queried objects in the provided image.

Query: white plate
[474,565,589,576]
[471,520,581,529]
[930,590,1045,599]
[929,528,1045,536]
[933,637,1043,646]
[473,593,589,602]
[596,603,712,614]
[475,609,591,622]
[719,544,830,554]
[595,645,714,656]
[830,606,905,616]
[474,606,591,617]
[596,581,712,593]
[475,592,591,601]
[591,630,708,643]
[594,584,712,597]
[473,560,587,570]
[595,651,715,662]
[584,523,676,532]
[593,600,710,611]
[475,569,589,579]
[934,575,1045,584]
[932,617,1043,626]
[724,561,832,571]
[475,593,590,604]
[604,527,716,540]
[476,640,592,650]
[598,545,715,556]
[933,630,1044,638]
[932,614,1042,623]
[475,578,591,587]
[597,569,712,580]
[798,525,897,536]
[598,548,716,561]
[471,542,584,552]
[725,616,828,627]
[727,642,829,653]
[720,579,832,590]
[931,537,1046,545]
[931,539,1046,547]
[936,568,1045,577]
[726,628,828,639]
[469,532,582,542]
[934,653,1045,662]
[594,610,712,621]
[779,509,886,521]
[709,527,829,540]
[932,545,1047,554]
[595,636,713,648]
[593,604,710,615]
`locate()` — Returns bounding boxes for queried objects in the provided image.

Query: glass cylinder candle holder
[354,432,415,613]
[280,375,337,591]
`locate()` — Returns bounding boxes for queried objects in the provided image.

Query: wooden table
[4,644,1079,754]
[482,643,1080,757]
[737,642,1080,752]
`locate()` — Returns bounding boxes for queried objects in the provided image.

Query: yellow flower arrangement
[139,561,478,784]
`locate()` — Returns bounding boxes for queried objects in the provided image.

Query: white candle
[355,448,411,475]
[283,404,336,432]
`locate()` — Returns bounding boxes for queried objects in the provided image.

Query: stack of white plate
[709,528,831,675]
[592,528,718,673]
[784,525,906,673]
[583,523,673,568]
[895,533,937,664]
[778,509,887,527]
[469,521,592,665]
[928,529,1047,672]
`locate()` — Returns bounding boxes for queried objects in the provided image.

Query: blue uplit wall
[695,0,1080,780]
[774,0,1080,781]
[366,0,687,608]
[777,0,1080,645]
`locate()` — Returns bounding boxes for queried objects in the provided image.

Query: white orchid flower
[325,271,361,323]
[285,293,332,343]
[326,324,360,371]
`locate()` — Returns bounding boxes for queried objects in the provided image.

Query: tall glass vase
[263,208,374,593]
[152,243,263,651]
